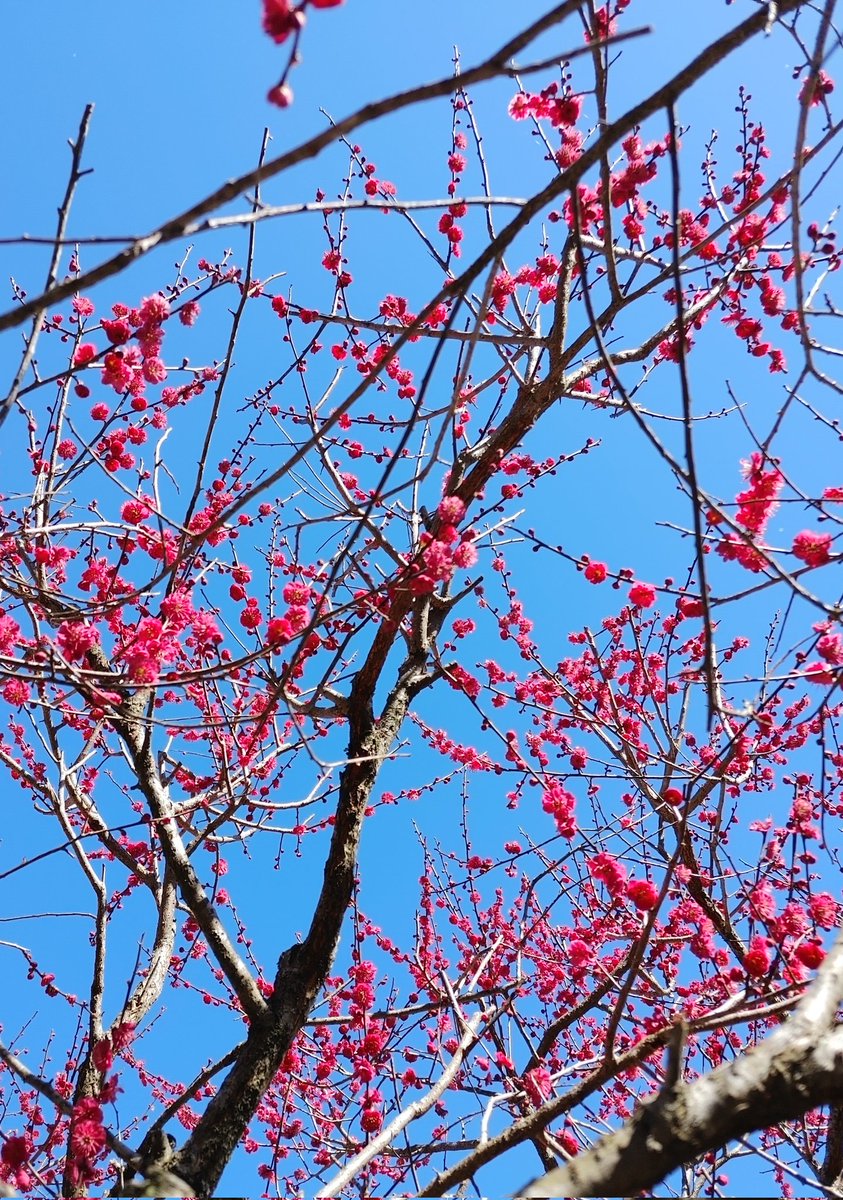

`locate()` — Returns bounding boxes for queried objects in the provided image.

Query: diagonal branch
[168,637,439,1196]
[0,2,586,341]
[319,1012,485,1198]
[520,928,843,1196]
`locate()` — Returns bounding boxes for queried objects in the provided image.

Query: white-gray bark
[521,930,843,1197]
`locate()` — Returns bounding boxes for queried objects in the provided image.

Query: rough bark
[521,932,843,1196]
[166,645,433,1196]
[822,1102,843,1189]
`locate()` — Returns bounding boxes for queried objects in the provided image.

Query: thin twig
[1,105,94,422]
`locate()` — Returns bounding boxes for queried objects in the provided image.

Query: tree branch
[521,929,843,1196]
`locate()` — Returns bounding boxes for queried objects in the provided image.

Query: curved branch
[0,2,585,339]
[170,642,436,1195]
[521,930,843,1196]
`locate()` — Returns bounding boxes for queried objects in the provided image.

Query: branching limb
[319,1011,485,1197]
[520,929,843,1197]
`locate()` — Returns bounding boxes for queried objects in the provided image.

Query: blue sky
[1,2,840,1196]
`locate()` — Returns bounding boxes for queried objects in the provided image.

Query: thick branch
[169,645,433,1196]
[119,870,178,1031]
[521,930,843,1196]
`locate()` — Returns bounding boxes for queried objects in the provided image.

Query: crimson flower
[792,529,833,568]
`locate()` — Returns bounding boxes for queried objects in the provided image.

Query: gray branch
[521,930,843,1196]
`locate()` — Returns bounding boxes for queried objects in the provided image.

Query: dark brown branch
[822,1101,843,1188]
[665,102,719,728]
[0,3,587,339]
[169,641,436,1196]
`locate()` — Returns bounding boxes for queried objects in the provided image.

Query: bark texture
[522,933,843,1196]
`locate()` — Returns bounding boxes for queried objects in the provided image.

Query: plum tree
[0,1,842,1196]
